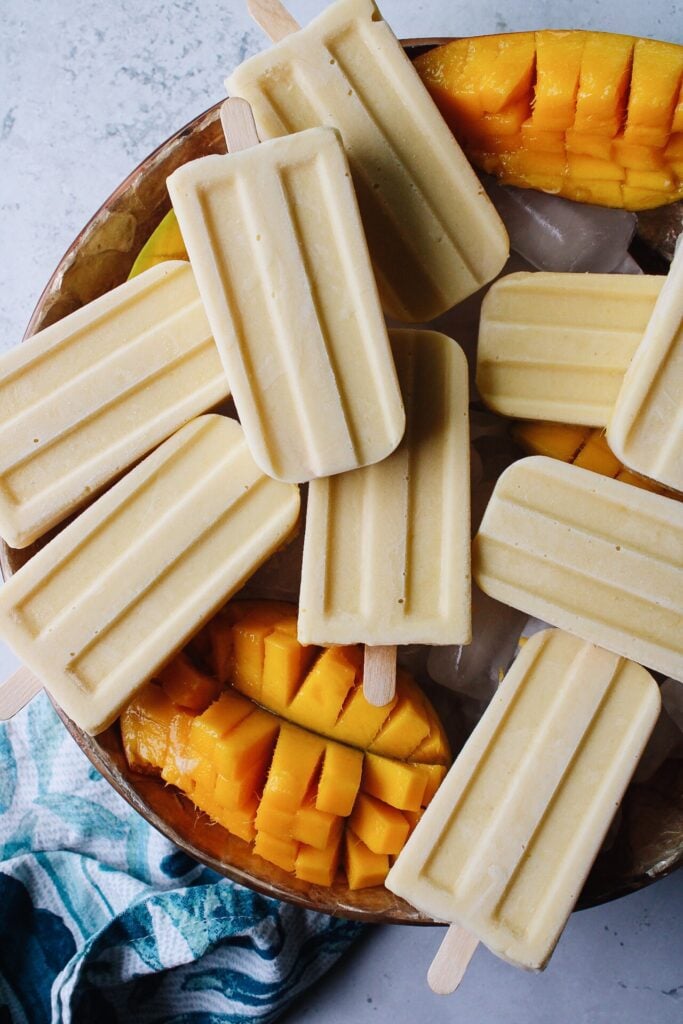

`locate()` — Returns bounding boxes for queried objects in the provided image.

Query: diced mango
[368,675,431,760]
[120,684,176,772]
[288,646,361,733]
[362,753,427,812]
[512,421,591,462]
[214,759,267,810]
[255,801,295,837]
[212,710,279,780]
[531,31,586,131]
[349,793,410,856]
[413,763,448,805]
[157,652,221,712]
[293,798,343,851]
[573,431,622,477]
[295,833,343,887]
[261,624,316,708]
[188,691,253,763]
[332,684,396,748]
[415,31,683,209]
[316,743,363,816]
[512,422,682,502]
[344,830,389,891]
[254,831,299,873]
[260,724,325,813]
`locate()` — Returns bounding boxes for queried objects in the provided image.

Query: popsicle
[0,261,229,549]
[298,329,471,705]
[386,628,660,977]
[167,98,404,483]
[608,235,683,493]
[0,416,300,735]
[477,271,663,426]
[227,0,509,322]
[473,456,683,681]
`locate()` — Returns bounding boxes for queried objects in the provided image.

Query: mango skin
[416,31,683,210]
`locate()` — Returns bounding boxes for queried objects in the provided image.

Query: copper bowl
[1,40,681,924]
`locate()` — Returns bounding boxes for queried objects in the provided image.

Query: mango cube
[344,830,389,890]
[157,652,221,712]
[295,834,343,887]
[362,753,428,812]
[254,831,299,873]
[316,743,363,816]
[349,793,410,856]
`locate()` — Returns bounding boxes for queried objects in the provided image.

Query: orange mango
[120,600,451,891]
[416,31,683,209]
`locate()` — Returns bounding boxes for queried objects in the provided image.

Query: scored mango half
[120,601,450,891]
[415,31,683,209]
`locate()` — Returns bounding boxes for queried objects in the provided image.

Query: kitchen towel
[0,691,363,1024]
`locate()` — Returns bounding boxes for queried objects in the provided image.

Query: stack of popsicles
[0,0,681,993]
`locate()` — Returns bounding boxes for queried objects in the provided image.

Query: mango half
[416,31,683,210]
[120,601,450,890]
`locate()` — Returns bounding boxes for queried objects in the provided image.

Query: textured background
[1,2,682,1021]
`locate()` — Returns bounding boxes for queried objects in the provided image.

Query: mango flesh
[128,209,187,278]
[415,31,683,209]
[120,601,451,891]
[512,421,682,499]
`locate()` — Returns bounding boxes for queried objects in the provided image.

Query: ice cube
[482,175,637,273]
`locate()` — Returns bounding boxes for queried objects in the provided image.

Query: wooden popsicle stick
[363,644,397,706]
[247,0,301,42]
[427,925,479,995]
[220,98,261,152]
[0,667,42,720]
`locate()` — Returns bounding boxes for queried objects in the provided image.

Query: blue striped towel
[0,692,364,1023]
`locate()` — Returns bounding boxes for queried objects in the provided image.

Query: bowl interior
[2,41,681,924]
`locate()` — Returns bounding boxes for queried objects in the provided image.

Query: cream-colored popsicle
[299,330,470,701]
[0,261,229,549]
[386,628,660,971]
[227,0,508,322]
[167,118,404,483]
[473,456,683,681]
[608,237,683,492]
[477,272,663,426]
[0,415,299,735]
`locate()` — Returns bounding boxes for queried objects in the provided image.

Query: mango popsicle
[0,416,300,735]
[473,456,683,681]
[227,0,509,322]
[0,261,229,549]
[477,271,663,426]
[386,628,660,971]
[608,236,683,492]
[167,102,404,483]
[299,329,470,702]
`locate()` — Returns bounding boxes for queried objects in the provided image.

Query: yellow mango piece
[368,675,431,760]
[611,138,665,171]
[214,759,267,811]
[560,180,626,207]
[565,129,614,160]
[295,834,343,887]
[532,31,586,131]
[344,830,389,890]
[215,797,259,844]
[520,122,565,153]
[574,33,634,136]
[665,134,683,158]
[349,793,410,856]
[260,724,326,814]
[288,646,361,733]
[128,209,188,279]
[293,799,343,851]
[187,691,253,763]
[254,831,299,873]
[513,421,591,462]
[573,431,622,477]
[332,685,395,749]
[479,98,531,137]
[193,760,217,794]
[625,39,683,143]
[255,801,295,837]
[478,33,536,114]
[567,154,625,181]
[413,762,448,805]
[403,807,425,833]
[361,753,428,812]
[316,743,363,817]
[157,652,221,712]
[212,710,279,780]
[625,168,676,191]
[672,85,683,132]
[120,684,176,772]
[161,711,197,791]
[500,149,566,178]
[261,624,316,709]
